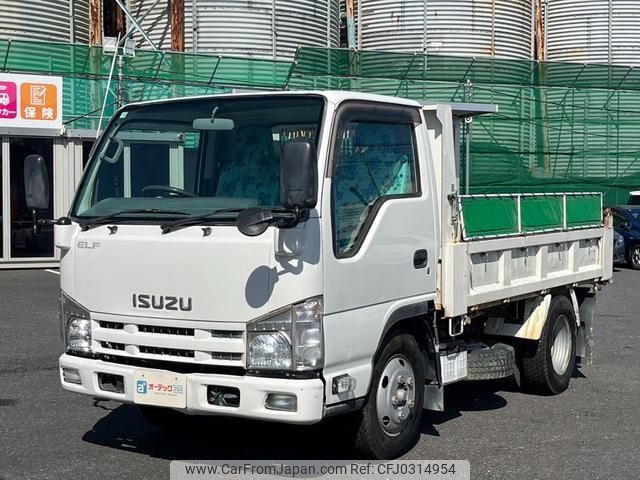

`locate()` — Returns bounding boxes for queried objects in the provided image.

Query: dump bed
[440,192,613,317]
[422,103,613,318]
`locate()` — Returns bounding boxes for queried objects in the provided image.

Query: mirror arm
[276,206,309,229]
[38,216,72,227]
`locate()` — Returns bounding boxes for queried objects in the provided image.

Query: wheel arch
[371,301,439,391]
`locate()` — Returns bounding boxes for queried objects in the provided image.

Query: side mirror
[24,154,50,210]
[626,222,634,232]
[237,207,274,237]
[280,140,318,211]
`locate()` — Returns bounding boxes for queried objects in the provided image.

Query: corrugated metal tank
[130,0,172,50]
[130,0,340,60]
[545,1,640,189]
[72,0,91,44]
[546,0,640,66]
[0,0,90,43]
[346,0,533,59]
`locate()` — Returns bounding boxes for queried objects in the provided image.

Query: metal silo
[131,0,339,60]
[0,0,90,44]
[351,0,534,60]
[130,0,173,50]
[546,0,640,66]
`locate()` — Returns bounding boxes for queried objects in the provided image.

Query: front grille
[211,352,243,361]
[93,316,245,366]
[100,321,124,330]
[211,330,243,339]
[139,346,195,358]
[138,325,194,336]
[101,341,125,351]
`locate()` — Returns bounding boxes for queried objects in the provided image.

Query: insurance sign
[0,73,63,131]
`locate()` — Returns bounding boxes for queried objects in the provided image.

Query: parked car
[613,230,625,264]
[609,205,640,269]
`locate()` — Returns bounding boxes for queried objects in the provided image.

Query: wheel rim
[376,354,416,437]
[632,248,640,268]
[550,314,572,375]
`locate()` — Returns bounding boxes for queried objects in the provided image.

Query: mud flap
[424,383,444,412]
[576,293,596,365]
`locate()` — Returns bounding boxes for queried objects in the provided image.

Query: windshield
[72,95,324,221]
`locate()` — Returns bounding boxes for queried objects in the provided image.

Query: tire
[628,245,640,270]
[139,405,189,432]
[516,295,577,395]
[466,344,515,381]
[353,331,425,459]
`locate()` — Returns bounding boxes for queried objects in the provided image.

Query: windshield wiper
[160,208,247,234]
[79,208,190,231]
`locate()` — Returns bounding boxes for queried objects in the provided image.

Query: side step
[466,343,515,381]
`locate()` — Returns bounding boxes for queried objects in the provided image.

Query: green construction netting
[0,38,291,129]
[288,47,640,206]
[460,194,602,239]
[0,39,291,87]
[3,39,640,205]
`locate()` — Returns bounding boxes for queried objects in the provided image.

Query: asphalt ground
[0,267,638,480]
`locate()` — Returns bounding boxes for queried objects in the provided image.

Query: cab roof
[124,89,497,110]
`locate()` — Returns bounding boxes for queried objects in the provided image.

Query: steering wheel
[141,185,198,198]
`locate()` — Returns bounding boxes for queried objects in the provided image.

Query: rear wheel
[628,245,640,270]
[516,295,576,395]
[353,332,425,459]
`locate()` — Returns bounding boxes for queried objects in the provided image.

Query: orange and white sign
[0,73,62,131]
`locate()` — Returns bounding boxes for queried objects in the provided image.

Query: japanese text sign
[0,73,62,130]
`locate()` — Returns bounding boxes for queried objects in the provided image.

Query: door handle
[413,249,428,269]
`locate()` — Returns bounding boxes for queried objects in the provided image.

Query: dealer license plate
[133,370,187,408]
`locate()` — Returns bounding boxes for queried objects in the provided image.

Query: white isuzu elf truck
[52,91,612,459]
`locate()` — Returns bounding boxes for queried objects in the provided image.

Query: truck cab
[57,91,612,459]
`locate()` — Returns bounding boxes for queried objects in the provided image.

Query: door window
[332,120,419,256]
[9,138,54,258]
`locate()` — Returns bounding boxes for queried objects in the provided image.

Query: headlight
[249,332,292,370]
[60,293,92,353]
[68,318,92,351]
[247,297,323,372]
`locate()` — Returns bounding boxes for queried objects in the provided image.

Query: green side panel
[566,195,602,228]
[462,194,602,239]
[520,196,563,232]
[461,197,518,238]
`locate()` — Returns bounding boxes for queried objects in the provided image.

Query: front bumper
[59,353,325,424]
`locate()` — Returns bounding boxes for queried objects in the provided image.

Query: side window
[332,120,419,256]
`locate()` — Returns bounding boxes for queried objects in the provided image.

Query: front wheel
[628,245,640,270]
[353,332,425,459]
[516,295,577,395]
